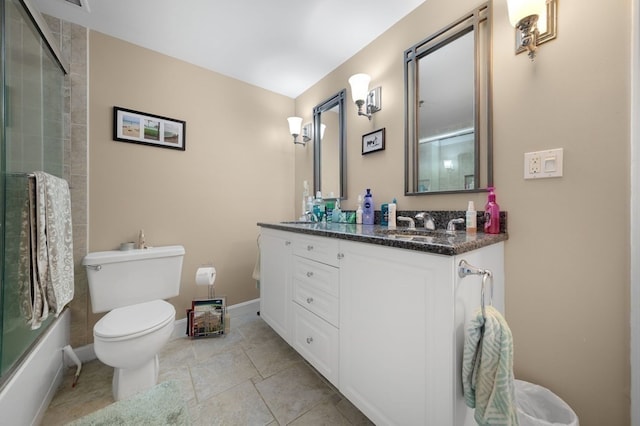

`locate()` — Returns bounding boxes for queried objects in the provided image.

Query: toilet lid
[94,300,175,339]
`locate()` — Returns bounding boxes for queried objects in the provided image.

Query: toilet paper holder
[195,264,216,298]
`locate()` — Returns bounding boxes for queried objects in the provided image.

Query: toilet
[82,245,185,401]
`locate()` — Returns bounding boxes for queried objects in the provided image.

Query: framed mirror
[314,89,347,198]
[404,3,492,195]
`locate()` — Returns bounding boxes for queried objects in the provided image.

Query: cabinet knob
[285,241,291,246]
[337,253,344,260]
[306,337,314,344]
[306,297,314,304]
[306,271,314,278]
[307,245,314,251]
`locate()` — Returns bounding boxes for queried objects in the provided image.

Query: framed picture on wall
[113,106,186,151]
[362,128,385,155]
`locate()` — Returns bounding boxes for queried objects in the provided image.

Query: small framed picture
[362,128,385,155]
[113,106,186,151]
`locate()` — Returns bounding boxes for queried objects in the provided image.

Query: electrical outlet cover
[524,149,563,179]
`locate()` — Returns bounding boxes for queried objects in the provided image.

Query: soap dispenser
[484,187,500,234]
[313,191,326,222]
[332,199,342,223]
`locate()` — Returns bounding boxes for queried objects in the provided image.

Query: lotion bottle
[388,198,397,229]
[356,194,363,224]
[484,187,501,234]
[466,201,477,234]
[363,189,374,225]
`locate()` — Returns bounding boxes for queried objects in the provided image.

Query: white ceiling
[35,0,426,98]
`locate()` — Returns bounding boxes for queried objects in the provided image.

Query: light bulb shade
[506,0,546,27]
[348,73,371,103]
[287,116,303,136]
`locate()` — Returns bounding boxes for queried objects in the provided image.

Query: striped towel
[462,306,518,426]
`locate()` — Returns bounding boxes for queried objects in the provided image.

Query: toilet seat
[94,299,175,341]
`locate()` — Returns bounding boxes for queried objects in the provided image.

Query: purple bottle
[484,187,500,234]
[363,189,375,225]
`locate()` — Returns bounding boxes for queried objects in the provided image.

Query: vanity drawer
[292,257,339,297]
[293,284,339,328]
[292,303,339,387]
[293,235,340,266]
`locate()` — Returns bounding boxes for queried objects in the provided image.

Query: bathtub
[0,309,70,425]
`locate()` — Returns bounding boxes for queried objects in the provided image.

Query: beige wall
[295,0,630,424]
[89,32,295,331]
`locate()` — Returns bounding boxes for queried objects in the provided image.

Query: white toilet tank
[83,245,185,313]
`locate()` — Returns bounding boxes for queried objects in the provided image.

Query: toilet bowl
[83,245,185,401]
[93,299,175,400]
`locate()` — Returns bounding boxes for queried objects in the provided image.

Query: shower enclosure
[0,0,68,383]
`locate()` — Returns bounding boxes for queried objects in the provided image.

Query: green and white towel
[462,305,518,426]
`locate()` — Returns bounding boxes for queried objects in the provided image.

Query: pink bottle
[484,187,501,234]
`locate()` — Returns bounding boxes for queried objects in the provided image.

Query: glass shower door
[0,0,65,378]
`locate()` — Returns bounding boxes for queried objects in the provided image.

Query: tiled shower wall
[44,16,89,348]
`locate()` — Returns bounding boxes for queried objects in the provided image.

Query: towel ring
[480,270,493,320]
[458,259,493,320]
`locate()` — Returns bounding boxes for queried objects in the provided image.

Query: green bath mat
[67,380,189,425]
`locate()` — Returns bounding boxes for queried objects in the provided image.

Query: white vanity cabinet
[258,225,504,426]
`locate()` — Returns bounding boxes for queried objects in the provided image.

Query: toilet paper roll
[195,267,216,286]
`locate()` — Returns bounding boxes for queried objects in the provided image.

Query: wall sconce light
[348,73,382,120]
[506,0,557,60]
[443,160,454,170]
[287,116,306,146]
[301,123,313,143]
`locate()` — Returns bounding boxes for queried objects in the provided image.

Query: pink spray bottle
[484,187,500,234]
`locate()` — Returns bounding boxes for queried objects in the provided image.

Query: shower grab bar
[458,259,493,320]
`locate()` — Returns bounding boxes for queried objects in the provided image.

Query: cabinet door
[259,229,293,342]
[292,303,340,387]
[339,240,455,426]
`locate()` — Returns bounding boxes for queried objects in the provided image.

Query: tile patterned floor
[41,313,374,425]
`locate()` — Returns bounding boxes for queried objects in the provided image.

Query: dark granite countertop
[257,221,508,256]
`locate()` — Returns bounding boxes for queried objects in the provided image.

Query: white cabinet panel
[339,241,454,426]
[259,229,292,343]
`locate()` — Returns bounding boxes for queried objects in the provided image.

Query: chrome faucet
[446,218,465,232]
[414,212,436,230]
[304,210,318,222]
[397,216,416,229]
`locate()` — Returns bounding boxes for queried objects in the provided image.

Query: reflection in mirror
[405,3,492,195]
[314,89,346,198]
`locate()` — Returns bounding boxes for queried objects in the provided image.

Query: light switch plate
[524,148,563,179]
